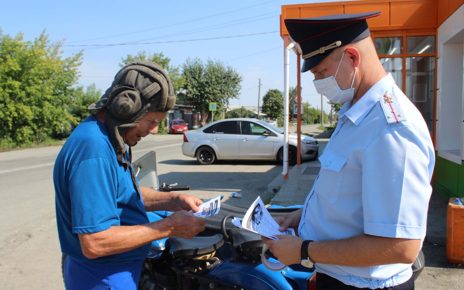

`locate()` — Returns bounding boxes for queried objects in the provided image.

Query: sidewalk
[267,142,464,289]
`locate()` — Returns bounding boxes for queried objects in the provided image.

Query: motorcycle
[134,151,425,290]
[61,151,425,289]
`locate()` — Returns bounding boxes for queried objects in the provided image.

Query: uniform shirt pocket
[316,149,348,203]
[319,149,347,172]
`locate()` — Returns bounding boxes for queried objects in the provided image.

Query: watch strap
[301,240,314,262]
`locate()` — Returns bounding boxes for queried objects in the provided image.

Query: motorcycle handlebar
[158,182,190,192]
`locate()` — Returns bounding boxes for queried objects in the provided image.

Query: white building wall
[437,4,464,164]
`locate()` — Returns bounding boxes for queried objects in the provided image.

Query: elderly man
[54,61,205,290]
[263,12,435,290]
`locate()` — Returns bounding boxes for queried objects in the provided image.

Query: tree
[301,102,319,124]
[261,89,284,120]
[226,107,255,118]
[68,84,101,122]
[0,32,82,146]
[120,51,183,95]
[289,86,297,120]
[181,58,241,124]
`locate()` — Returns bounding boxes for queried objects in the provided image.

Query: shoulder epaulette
[379,91,406,124]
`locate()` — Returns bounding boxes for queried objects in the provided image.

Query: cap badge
[302,40,342,60]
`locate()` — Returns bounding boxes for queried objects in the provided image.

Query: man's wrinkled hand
[173,193,203,212]
[166,210,205,238]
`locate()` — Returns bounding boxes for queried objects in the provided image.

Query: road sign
[293,102,303,115]
[209,102,217,111]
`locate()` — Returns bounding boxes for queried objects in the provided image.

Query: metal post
[283,41,294,178]
[257,78,261,119]
[296,55,302,165]
[320,94,324,127]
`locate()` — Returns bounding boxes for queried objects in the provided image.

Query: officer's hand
[275,209,302,232]
[173,193,203,212]
[262,235,303,266]
[165,210,205,238]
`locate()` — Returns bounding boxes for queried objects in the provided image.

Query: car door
[239,121,280,160]
[208,120,240,159]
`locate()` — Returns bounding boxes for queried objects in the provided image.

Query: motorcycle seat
[227,228,263,262]
[169,234,224,258]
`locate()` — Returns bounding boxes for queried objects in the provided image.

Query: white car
[182,118,319,165]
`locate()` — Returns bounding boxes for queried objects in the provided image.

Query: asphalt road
[0,134,281,290]
[2,128,461,289]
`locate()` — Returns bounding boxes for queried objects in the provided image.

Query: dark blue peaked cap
[284,11,380,72]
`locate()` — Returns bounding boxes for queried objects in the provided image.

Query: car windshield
[173,120,185,125]
[256,120,283,134]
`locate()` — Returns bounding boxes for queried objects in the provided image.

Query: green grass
[0,138,65,152]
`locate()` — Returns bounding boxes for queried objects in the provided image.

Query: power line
[62,31,278,48]
[226,46,280,62]
[128,12,277,45]
[65,0,279,44]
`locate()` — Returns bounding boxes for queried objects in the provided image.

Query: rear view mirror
[263,130,272,136]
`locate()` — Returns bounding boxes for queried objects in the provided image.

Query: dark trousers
[316,273,414,290]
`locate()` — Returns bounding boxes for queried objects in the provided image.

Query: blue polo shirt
[299,74,435,289]
[54,116,150,264]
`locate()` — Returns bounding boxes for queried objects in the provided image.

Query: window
[407,36,435,54]
[203,124,217,134]
[374,37,401,55]
[204,121,239,134]
[406,56,435,131]
[241,121,268,135]
[374,34,436,136]
[380,58,403,88]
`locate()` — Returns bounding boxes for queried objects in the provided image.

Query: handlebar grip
[168,186,190,191]
[158,185,190,192]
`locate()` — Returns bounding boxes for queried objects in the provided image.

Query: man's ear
[344,47,361,68]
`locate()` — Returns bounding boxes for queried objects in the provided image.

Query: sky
[0,0,345,112]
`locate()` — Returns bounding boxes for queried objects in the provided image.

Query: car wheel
[311,149,319,161]
[277,146,297,166]
[196,146,216,165]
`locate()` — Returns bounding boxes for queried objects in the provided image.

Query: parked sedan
[182,118,319,165]
[170,119,188,134]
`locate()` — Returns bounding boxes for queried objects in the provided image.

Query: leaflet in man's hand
[232,196,295,239]
[193,195,222,218]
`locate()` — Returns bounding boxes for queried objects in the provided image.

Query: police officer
[263,12,435,290]
[54,61,205,289]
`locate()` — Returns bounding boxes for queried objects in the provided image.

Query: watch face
[301,258,314,268]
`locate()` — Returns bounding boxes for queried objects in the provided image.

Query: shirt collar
[340,73,395,126]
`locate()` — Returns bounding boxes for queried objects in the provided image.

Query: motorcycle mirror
[260,244,287,271]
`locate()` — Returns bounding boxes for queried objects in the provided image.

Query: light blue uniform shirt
[298,74,435,289]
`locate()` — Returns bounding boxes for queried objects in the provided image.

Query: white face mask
[313,52,357,104]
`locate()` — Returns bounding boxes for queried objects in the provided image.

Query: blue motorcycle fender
[206,260,312,290]
[281,265,314,290]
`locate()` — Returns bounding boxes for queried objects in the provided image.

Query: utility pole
[257,78,262,119]
[320,94,324,127]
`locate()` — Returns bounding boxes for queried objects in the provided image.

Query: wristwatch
[300,240,315,268]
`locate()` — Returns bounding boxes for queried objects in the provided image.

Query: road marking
[0,162,56,175]
[133,142,181,154]
[0,143,182,175]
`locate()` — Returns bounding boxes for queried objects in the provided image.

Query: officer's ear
[344,47,361,68]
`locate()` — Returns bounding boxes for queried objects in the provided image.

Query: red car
[169,119,188,134]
